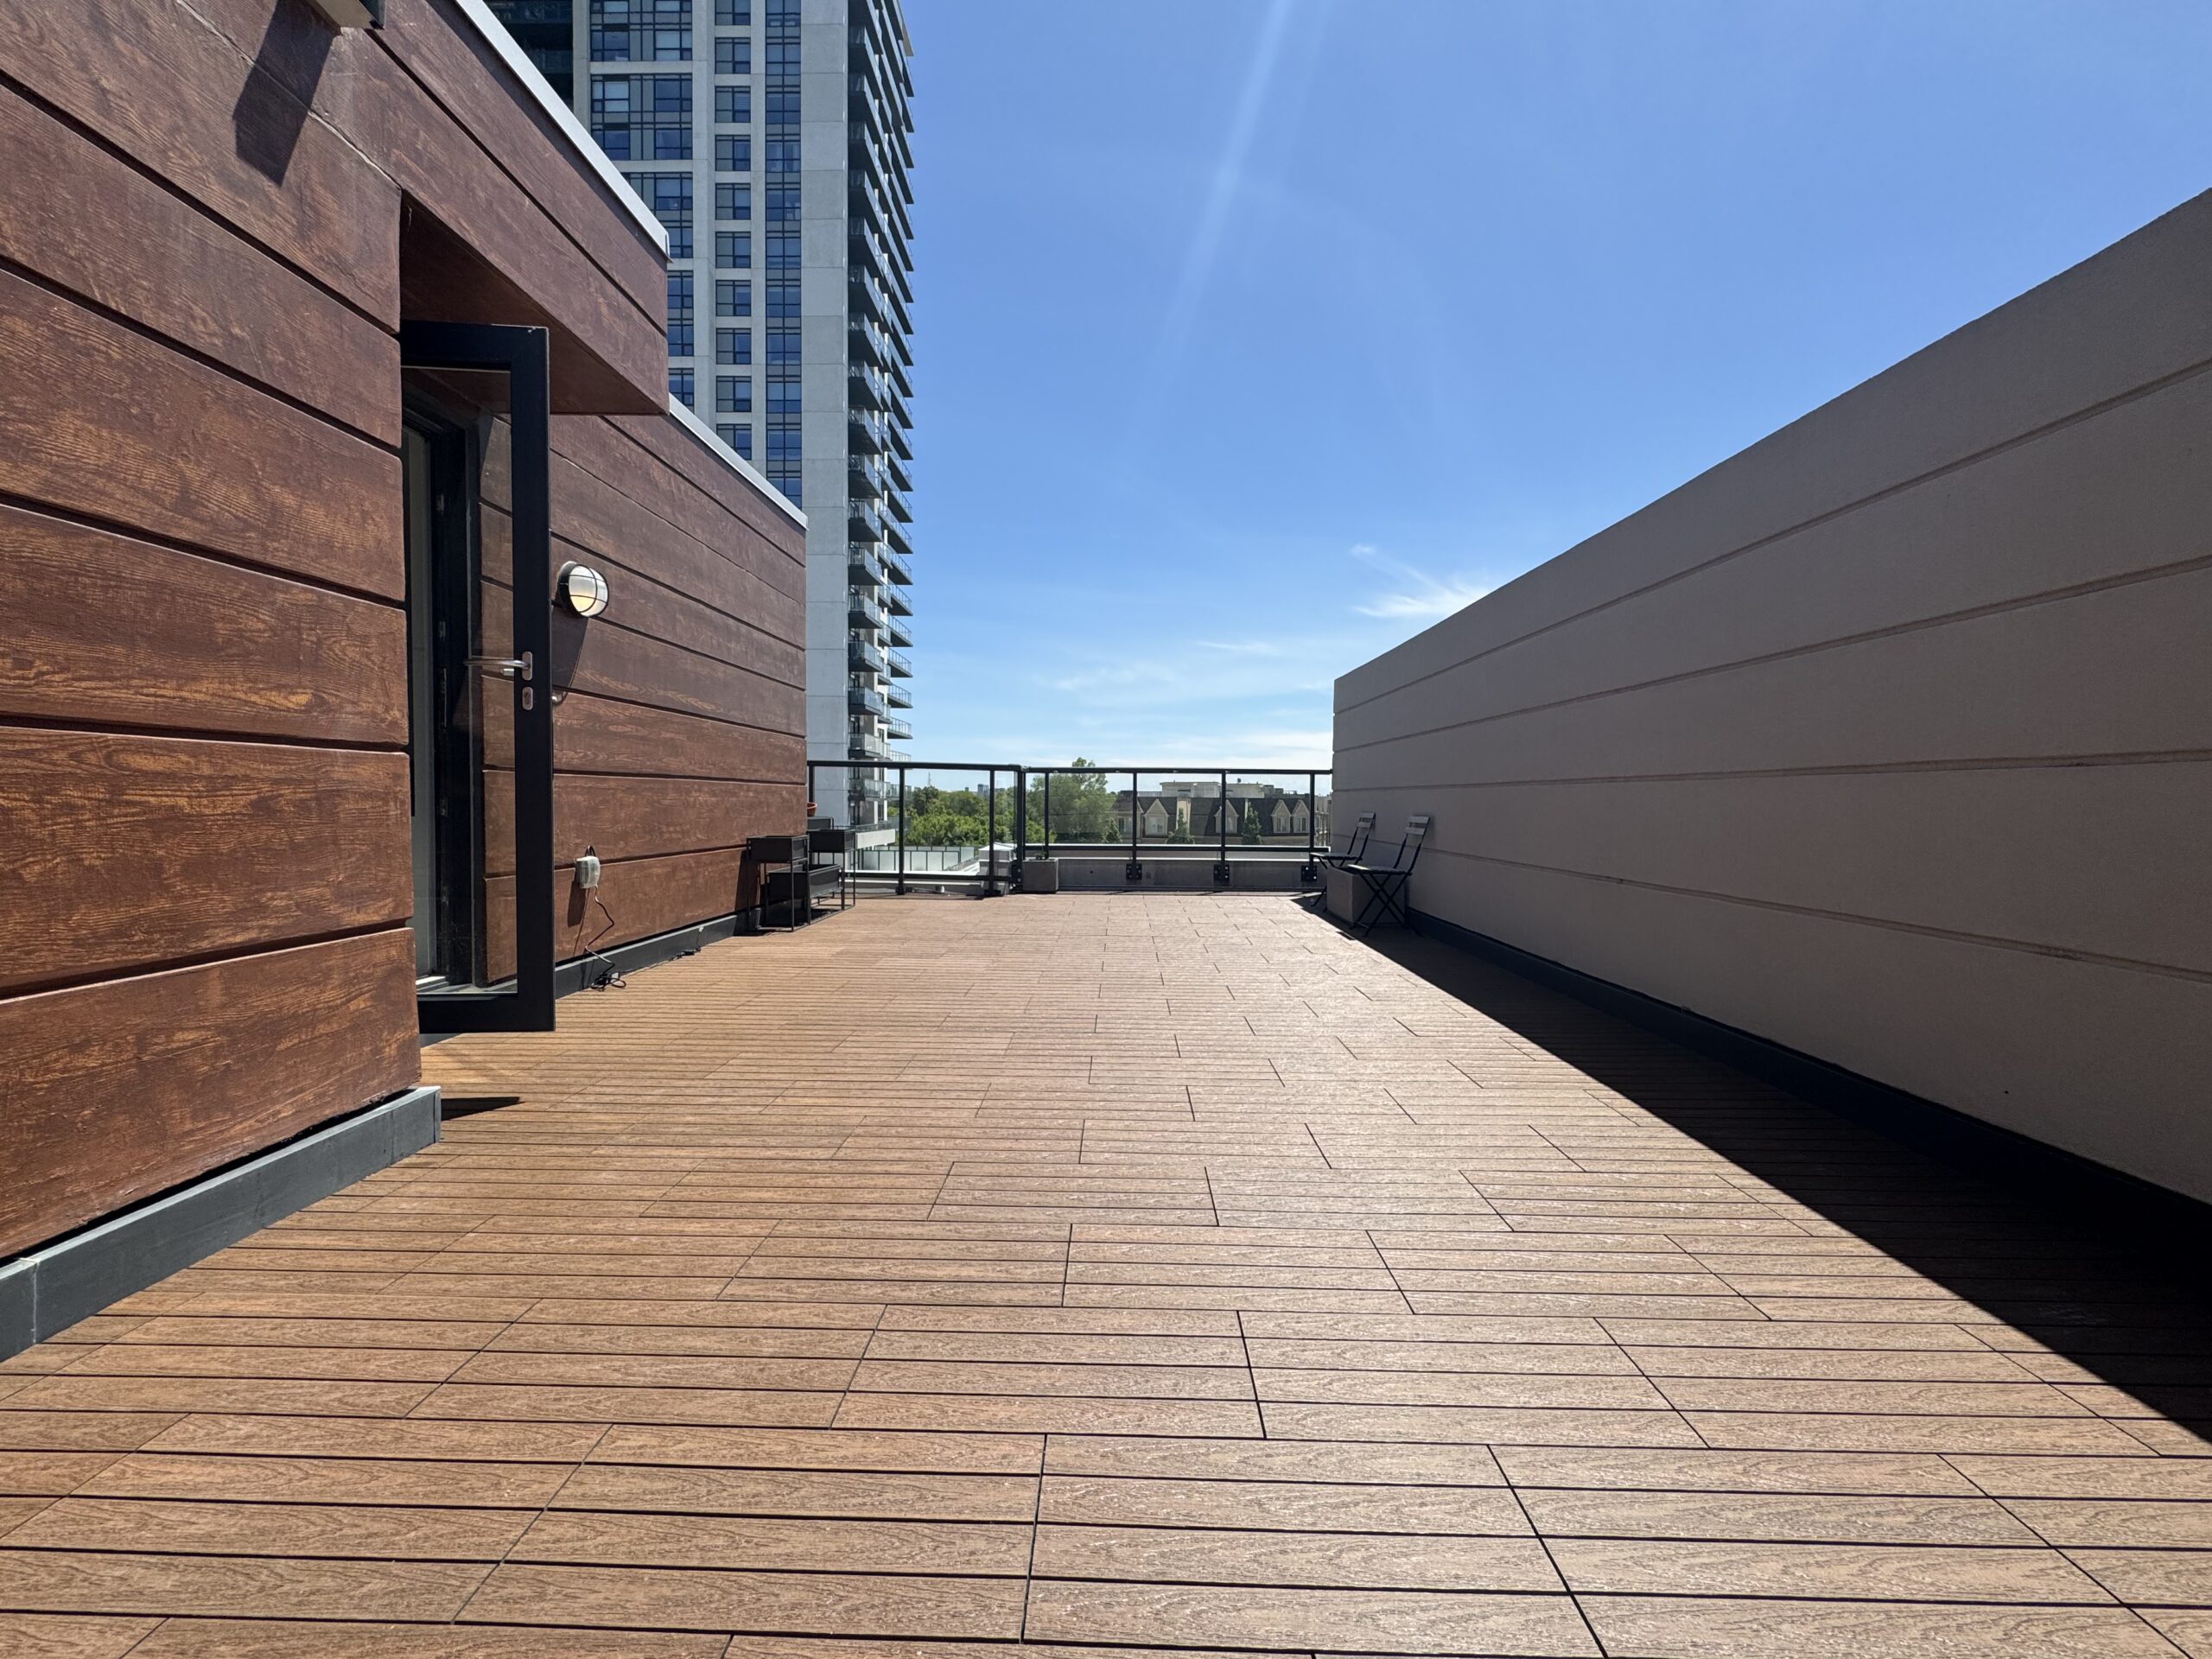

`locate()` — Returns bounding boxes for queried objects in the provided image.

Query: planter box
[1021,859,1060,893]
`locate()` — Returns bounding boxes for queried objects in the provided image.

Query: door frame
[401,321,556,1034]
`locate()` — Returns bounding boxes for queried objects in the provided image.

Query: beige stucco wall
[1333,191,2212,1202]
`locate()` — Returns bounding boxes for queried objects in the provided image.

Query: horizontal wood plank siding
[2,0,797,1257]
[0,931,420,1257]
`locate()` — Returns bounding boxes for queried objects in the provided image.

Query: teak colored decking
[3,893,2209,1657]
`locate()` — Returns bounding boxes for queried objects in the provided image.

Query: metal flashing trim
[449,0,670,254]
[667,396,809,529]
[0,1086,442,1359]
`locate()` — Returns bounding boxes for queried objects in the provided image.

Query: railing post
[1042,772,1052,854]
[1013,767,1027,883]
[1127,769,1141,884]
[896,765,907,895]
[1305,768,1318,883]
[1216,768,1230,886]
[986,766,998,896]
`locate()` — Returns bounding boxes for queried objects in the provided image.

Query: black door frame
[402,321,556,1033]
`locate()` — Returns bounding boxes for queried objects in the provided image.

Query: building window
[669,365,696,406]
[715,182,752,221]
[715,0,748,21]
[716,421,753,457]
[767,412,800,504]
[765,231,798,270]
[715,86,751,124]
[625,171,692,258]
[765,137,800,177]
[764,0,798,26]
[715,134,751,172]
[766,326,800,365]
[765,184,800,222]
[590,74,690,160]
[715,375,753,413]
[764,88,800,126]
[715,327,752,365]
[766,276,799,318]
[715,231,752,270]
[715,278,753,317]
[666,270,695,359]
[766,369,800,415]
[766,40,799,79]
[715,36,750,73]
[589,0,690,62]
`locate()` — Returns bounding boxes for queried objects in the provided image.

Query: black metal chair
[1346,814,1431,935]
[1319,810,1376,871]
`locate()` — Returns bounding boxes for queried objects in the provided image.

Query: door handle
[467,652,534,683]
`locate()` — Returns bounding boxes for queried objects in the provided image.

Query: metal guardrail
[806,762,1334,895]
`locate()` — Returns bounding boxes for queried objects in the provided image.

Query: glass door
[401,323,556,1033]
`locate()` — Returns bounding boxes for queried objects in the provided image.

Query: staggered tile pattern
[3,893,2210,1657]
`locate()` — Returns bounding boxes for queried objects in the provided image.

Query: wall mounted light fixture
[555,562,611,618]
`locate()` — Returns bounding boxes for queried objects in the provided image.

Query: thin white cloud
[1348,543,1490,621]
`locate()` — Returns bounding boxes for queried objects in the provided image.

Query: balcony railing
[886,647,912,678]
[849,685,887,718]
[849,592,885,631]
[805,761,1336,895]
[883,717,912,741]
[886,613,912,649]
[849,501,884,543]
[849,638,886,675]
[848,550,885,588]
[880,543,912,587]
[886,682,912,709]
[882,516,913,560]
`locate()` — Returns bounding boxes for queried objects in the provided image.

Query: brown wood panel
[0,930,418,1256]
[0,505,406,746]
[486,419,806,616]
[0,272,401,596]
[372,0,665,325]
[607,413,810,571]
[480,501,803,686]
[548,417,807,598]
[0,728,410,994]
[485,840,804,978]
[0,88,399,444]
[485,693,802,782]
[0,0,399,321]
[484,776,801,877]
[481,587,802,730]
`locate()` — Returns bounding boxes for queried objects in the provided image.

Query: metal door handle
[467,652,534,682]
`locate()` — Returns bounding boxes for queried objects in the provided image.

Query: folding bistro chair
[1319,810,1376,871]
[1346,815,1431,935]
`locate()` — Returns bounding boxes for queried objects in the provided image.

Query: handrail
[807,761,1335,896]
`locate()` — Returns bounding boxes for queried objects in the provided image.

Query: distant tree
[1042,758,1116,846]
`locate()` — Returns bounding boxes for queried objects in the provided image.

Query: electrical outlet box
[575,853,603,891]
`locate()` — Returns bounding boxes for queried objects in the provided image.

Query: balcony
[848,500,884,544]
[886,681,912,709]
[849,591,884,630]
[848,408,885,454]
[847,637,885,675]
[884,579,912,616]
[886,646,912,678]
[883,716,912,741]
[848,684,886,718]
[847,728,889,760]
[848,553,885,593]
[885,488,912,524]
[880,546,912,591]
[849,457,888,501]
[848,365,887,411]
[882,515,913,561]
[886,449,913,493]
[886,613,912,648]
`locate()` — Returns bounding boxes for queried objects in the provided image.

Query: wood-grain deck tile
[10,895,2209,1653]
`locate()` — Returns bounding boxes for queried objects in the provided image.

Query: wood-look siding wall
[0,0,805,1257]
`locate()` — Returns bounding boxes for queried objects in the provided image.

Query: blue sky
[898,0,2212,770]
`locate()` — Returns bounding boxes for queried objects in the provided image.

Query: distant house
[1110,784,1328,843]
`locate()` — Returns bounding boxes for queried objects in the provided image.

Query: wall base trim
[554,907,752,997]
[0,1085,442,1358]
[1403,906,2212,1250]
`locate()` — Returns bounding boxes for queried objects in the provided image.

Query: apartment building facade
[490,0,918,832]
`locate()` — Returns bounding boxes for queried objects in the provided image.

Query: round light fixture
[555,562,610,618]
